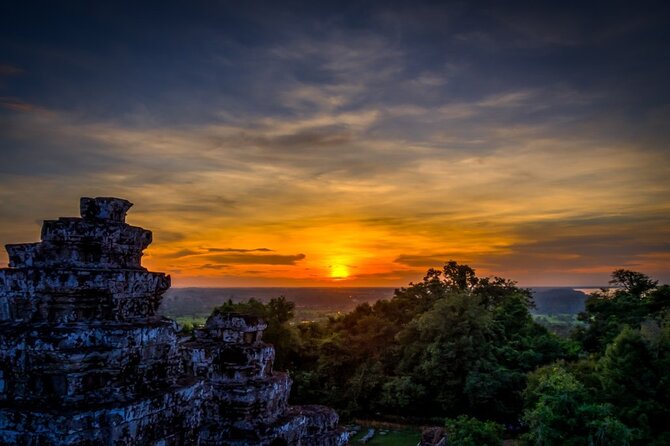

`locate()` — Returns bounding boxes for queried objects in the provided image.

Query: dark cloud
[250,127,353,151]
[206,253,306,265]
[502,233,670,269]
[197,264,230,270]
[164,249,202,259]
[164,247,275,259]
[207,248,273,253]
[0,97,45,113]
[0,64,23,76]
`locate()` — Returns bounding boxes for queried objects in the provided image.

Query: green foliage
[347,426,421,445]
[573,270,669,353]
[288,261,566,421]
[609,270,658,297]
[533,313,584,338]
[380,375,426,411]
[522,365,632,446]
[394,293,497,416]
[180,321,195,334]
[202,264,670,445]
[444,415,503,446]
[523,299,670,445]
[596,325,670,443]
[173,315,208,335]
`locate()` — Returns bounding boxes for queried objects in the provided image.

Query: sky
[1,1,669,287]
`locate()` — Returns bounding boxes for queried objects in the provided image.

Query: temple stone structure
[0,197,347,446]
[184,312,346,445]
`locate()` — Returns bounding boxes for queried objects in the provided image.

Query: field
[171,308,344,332]
[347,427,420,446]
[532,313,583,337]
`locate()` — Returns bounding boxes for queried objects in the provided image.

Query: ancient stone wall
[0,197,347,446]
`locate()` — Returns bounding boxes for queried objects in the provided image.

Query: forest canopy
[211,261,670,445]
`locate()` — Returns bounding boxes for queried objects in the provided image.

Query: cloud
[0,64,23,76]
[487,3,661,49]
[161,247,276,262]
[0,1,669,286]
[197,264,230,270]
[0,97,47,113]
[249,126,353,151]
[206,253,306,265]
[207,248,273,253]
[163,249,202,259]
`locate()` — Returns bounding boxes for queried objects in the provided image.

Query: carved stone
[0,197,348,445]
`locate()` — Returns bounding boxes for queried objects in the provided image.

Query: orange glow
[133,212,523,287]
[329,256,351,280]
[0,116,667,288]
[330,264,349,279]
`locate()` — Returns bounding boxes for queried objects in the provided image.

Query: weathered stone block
[0,379,205,446]
[80,197,133,223]
[185,341,275,382]
[0,269,170,322]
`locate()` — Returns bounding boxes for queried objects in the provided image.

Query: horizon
[168,284,610,289]
[1,1,669,287]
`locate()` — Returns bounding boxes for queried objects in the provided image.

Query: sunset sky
[1,1,669,287]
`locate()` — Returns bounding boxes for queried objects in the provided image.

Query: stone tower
[0,197,204,444]
[0,197,347,445]
[184,312,347,445]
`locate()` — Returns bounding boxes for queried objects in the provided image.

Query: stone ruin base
[201,405,348,446]
[0,380,204,446]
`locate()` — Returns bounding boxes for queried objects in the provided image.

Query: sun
[330,263,350,279]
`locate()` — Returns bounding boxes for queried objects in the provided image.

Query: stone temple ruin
[0,197,348,445]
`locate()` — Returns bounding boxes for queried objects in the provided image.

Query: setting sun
[330,263,350,279]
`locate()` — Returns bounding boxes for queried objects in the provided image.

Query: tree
[597,325,670,444]
[388,262,564,420]
[268,261,563,422]
[445,415,503,446]
[609,270,657,297]
[442,261,479,292]
[394,293,496,416]
[573,270,664,353]
[522,365,631,446]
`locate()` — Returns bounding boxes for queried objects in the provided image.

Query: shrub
[445,415,503,446]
